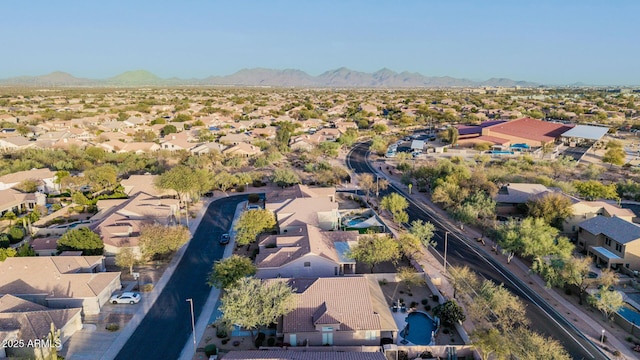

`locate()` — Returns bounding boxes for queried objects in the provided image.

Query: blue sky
[1,0,638,85]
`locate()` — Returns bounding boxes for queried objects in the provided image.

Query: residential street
[112,195,246,360]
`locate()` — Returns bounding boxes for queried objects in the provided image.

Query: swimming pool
[618,304,640,325]
[400,311,437,345]
[346,217,366,227]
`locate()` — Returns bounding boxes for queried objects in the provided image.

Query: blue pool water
[346,218,366,227]
[401,311,436,345]
[618,304,640,324]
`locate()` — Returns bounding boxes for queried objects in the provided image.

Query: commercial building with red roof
[481,117,574,147]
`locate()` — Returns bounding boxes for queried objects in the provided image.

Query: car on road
[110,292,141,304]
[219,233,230,245]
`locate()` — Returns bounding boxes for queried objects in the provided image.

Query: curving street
[113,195,246,360]
[347,142,607,360]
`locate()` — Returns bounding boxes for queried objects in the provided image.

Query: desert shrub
[8,227,25,243]
[141,283,154,292]
[255,332,266,348]
[432,294,439,302]
[105,323,119,332]
[248,193,260,203]
[424,305,431,311]
[410,301,418,308]
[0,234,9,248]
[204,344,217,356]
[267,337,276,346]
[221,339,229,345]
[421,299,429,305]
[216,328,228,338]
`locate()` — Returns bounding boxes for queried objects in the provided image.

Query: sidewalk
[370,158,637,359]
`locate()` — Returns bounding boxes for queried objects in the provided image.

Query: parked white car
[110,292,141,304]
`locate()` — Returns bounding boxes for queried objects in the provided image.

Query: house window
[365,330,377,340]
[289,334,297,347]
[304,262,311,267]
[571,225,576,232]
[626,264,630,268]
[616,243,622,252]
[605,238,611,246]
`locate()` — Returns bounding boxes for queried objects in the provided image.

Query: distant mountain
[0,68,540,88]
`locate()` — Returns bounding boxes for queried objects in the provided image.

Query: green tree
[397,233,423,259]
[573,180,619,201]
[397,266,425,292]
[356,173,375,201]
[474,280,528,331]
[115,247,140,274]
[1,211,17,226]
[370,136,388,156]
[156,165,199,204]
[347,233,400,272]
[275,121,296,152]
[380,193,409,224]
[409,219,436,248]
[57,228,104,255]
[434,300,466,325]
[371,124,387,134]
[509,328,570,360]
[211,171,237,194]
[220,277,295,340]
[526,192,574,229]
[234,209,276,246]
[471,328,509,360]
[602,144,626,167]
[448,265,479,299]
[85,164,118,191]
[272,168,300,187]
[139,224,190,260]
[317,141,340,157]
[337,128,358,148]
[15,179,39,193]
[16,243,35,257]
[161,124,178,136]
[207,255,257,289]
[588,287,624,321]
[0,247,17,261]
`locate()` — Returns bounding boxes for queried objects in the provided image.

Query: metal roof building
[561,124,609,141]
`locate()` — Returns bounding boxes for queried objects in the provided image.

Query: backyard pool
[400,311,437,345]
[618,304,640,325]
[345,217,367,227]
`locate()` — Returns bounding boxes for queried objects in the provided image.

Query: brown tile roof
[222,350,386,360]
[484,117,573,144]
[0,168,55,185]
[255,223,357,269]
[282,277,384,333]
[30,237,59,251]
[267,197,338,229]
[0,295,81,341]
[0,257,118,299]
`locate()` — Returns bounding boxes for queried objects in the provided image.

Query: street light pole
[376,176,379,199]
[444,231,449,272]
[601,329,605,346]
[186,298,196,349]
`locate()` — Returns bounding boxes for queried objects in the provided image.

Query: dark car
[219,233,230,245]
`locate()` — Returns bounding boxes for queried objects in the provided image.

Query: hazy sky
[2,1,638,85]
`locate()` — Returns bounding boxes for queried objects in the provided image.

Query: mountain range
[0,68,540,88]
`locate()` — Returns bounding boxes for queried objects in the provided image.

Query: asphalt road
[114,195,246,360]
[347,142,607,360]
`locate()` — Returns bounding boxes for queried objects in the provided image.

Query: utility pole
[186,298,196,349]
[376,175,379,199]
[444,231,449,272]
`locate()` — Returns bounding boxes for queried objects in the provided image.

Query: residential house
[189,142,226,156]
[0,136,35,151]
[120,174,177,197]
[223,143,261,157]
[493,183,555,215]
[99,141,160,154]
[280,277,398,346]
[563,201,635,237]
[267,196,340,231]
[0,256,121,315]
[252,126,277,139]
[255,221,358,278]
[0,168,57,193]
[159,132,197,152]
[0,188,46,217]
[52,137,89,150]
[91,192,179,255]
[0,295,83,359]
[218,133,253,145]
[577,216,640,271]
[30,237,59,256]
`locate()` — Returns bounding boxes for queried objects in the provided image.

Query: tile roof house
[267,196,340,231]
[30,237,59,256]
[189,142,227,155]
[0,136,35,150]
[0,295,82,359]
[120,174,178,197]
[0,168,57,193]
[255,222,358,279]
[578,216,640,271]
[222,351,386,360]
[563,201,636,238]
[0,256,121,315]
[159,132,198,152]
[223,143,261,157]
[279,276,397,347]
[91,192,179,255]
[218,133,253,145]
[0,188,46,217]
[493,183,555,215]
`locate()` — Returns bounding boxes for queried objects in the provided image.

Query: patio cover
[590,246,625,264]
